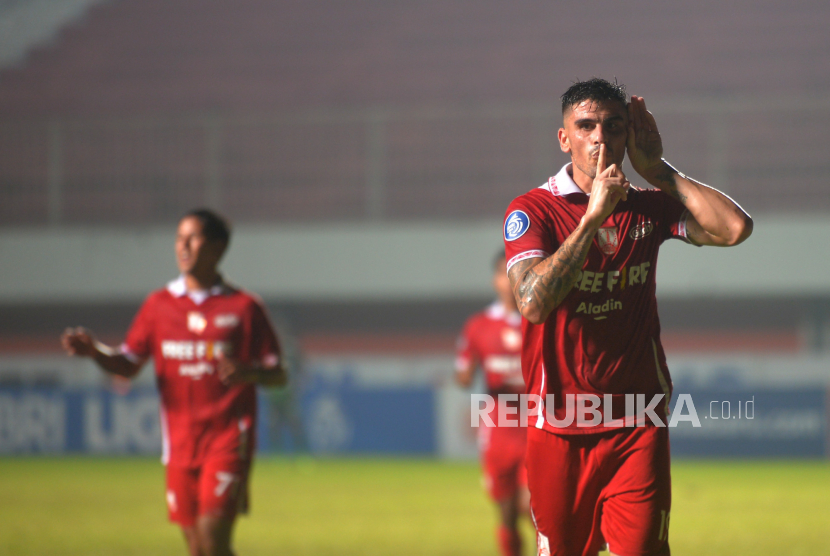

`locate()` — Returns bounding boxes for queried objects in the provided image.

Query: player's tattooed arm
[507,142,627,324]
[626,95,687,206]
[644,159,752,246]
[627,95,752,246]
[508,221,597,324]
[650,164,687,204]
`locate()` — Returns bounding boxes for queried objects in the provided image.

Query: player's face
[492,258,517,311]
[558,99,628,181]
[175,217,224,277]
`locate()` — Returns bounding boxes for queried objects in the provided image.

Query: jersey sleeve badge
[504,210,530,241]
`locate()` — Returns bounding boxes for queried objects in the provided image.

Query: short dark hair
[492,249,506,270]
[561,78,627,114]
[182,208,231,246]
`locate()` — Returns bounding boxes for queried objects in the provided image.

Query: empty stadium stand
[0,0,828,226]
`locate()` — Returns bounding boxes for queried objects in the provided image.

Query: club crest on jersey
[630,220,654,240]
[504,210,530,241]
[501,328,522,351]
[187,312,207,334]
[596,227,620,255]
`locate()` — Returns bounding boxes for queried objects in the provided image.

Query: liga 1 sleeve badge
[504,210,530,241]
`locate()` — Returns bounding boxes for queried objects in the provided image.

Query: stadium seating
[1,0,828,225]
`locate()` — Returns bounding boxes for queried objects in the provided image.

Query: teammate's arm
[627,95,753,246]
[508,144,629,324]
[220,302,288,387]
[61,327,142,378]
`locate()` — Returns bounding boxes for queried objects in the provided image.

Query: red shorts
[527,425,671,556]
[479,422,528,501]
[165,457,251,527]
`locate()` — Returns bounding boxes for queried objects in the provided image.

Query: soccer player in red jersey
[456,251,530,556]
[61,209,286,556]
[503,79,752,556]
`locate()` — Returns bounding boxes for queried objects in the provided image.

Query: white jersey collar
[486,301,522,327]
[539,163,588,197]
[167,275,228,305]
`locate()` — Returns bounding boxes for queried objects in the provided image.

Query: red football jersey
[121,277,281,467]
[456,302,524,395]
[503,163,691,435]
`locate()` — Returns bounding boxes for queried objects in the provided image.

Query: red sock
[498,525,522,556]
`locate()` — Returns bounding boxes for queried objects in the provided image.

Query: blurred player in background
[504,79,752,555]
[456,251,531,556]
[61,209,286,556]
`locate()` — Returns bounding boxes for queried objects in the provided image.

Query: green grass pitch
[0,457,827,555]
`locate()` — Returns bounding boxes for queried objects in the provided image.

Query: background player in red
[456,251,531,556]
[504,79,752,555]
[61,209,286,556]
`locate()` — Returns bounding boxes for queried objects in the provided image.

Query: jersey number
[215,472,238,497]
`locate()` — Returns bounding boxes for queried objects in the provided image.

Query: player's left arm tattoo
[629,95,752,247]
[651,163,687,205]
[645,160,752,247]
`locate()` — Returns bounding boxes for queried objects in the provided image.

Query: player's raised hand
[584,144,630,228]
[626,95,665,179]
[61,327,98,357]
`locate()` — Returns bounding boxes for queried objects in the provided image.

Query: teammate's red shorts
[165,457,251,527]
[479,421,528,501]
[527,425,671,556]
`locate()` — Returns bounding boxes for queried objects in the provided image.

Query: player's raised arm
[626,95,753,246]
[61,326,142,378]
[508,145,629,324]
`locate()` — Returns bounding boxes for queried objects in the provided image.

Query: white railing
[2,95,829,226]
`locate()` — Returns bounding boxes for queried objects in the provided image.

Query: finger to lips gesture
[586,144,630,226]
[597,143,631,204]
[627,95,664,174]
